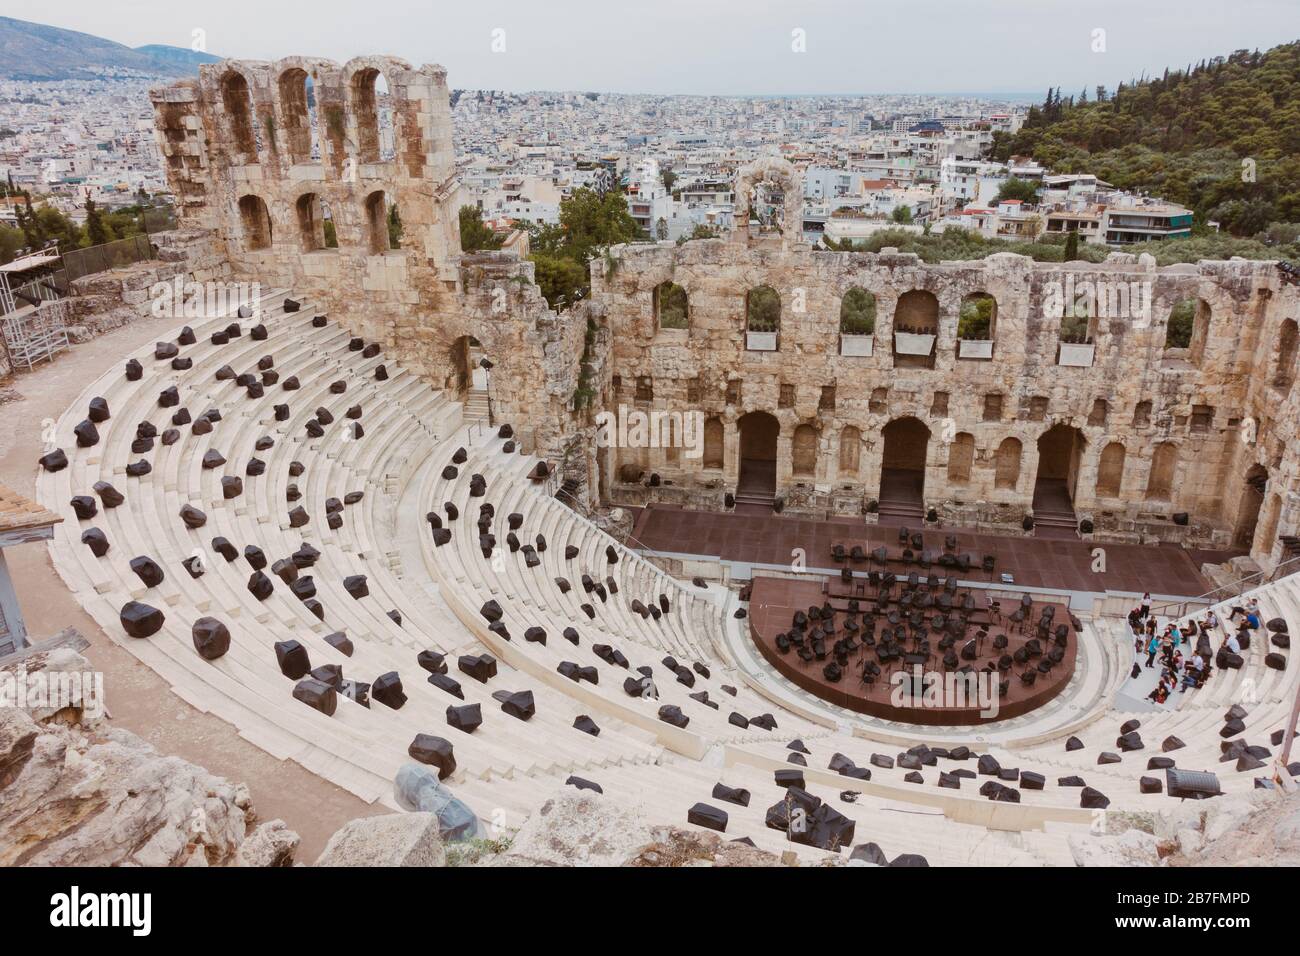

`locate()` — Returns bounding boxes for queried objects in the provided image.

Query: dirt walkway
[0,317,381,861]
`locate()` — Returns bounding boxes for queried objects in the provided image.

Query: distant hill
[0,16,221,80]
[989,41,1300,235]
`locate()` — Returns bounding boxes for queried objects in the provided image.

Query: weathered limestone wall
[150,57,584,464]
[589,232,1300,568]
[150,62,1300,571]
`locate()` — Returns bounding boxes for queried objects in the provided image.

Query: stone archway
[879,417,930,520]
[1234,465,1268,549]
[737,411,779,499]
[449,335,489,421]
[1033,424,1085,536]
[1035,423,1085,504]
[732,156,803,248]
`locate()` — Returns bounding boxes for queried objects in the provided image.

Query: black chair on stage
[982,554,996,578]
[910,532,924,551]
[898,526,910,545]
[945,533,958,553]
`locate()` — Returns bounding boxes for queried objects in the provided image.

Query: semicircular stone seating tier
[34,287,1297,861]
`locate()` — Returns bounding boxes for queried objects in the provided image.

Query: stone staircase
[734,490,775,511]
[462,387,490,424]
[1032,505,1078,539]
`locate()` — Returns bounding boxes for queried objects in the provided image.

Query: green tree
[531,254,587,310]
[891,204,913,224]
[459,205,503,252]
[1063,230,1080,261]
[995,177,1040,204]
[85,196,110,247]
[388,205,403,249]
[525,188,642,308]
[745,286,781,332]
[839,288,876,335]
[958,295,995,339]
[0,223,25,265]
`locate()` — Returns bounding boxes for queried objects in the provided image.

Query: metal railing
[63,234,155,283]
[546,472,668,560]
[1147,552,1300,622]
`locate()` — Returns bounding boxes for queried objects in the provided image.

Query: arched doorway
[1033,424,1084,535]
[879,417,930,520]
[1035,424,1084,502]
[1234,465,1268,549]
[737,411,779,499]
[449,335,489,422]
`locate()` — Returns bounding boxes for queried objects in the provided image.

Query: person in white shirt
[1225,632,1241,655]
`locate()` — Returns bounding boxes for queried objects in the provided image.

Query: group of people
[1126,592,1261,704]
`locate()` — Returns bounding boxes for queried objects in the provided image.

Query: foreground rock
[314,812,446,867]
[0,646,298,867]
[488,789,657,866]
[624,827,782,867]
[0,704,295,866]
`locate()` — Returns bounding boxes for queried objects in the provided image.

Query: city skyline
[2,1,1297,95]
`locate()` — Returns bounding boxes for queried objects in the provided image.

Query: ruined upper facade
[152,60,1300,572]
[150,56,583,462]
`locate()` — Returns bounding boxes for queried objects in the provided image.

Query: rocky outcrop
[236,819,301,867]
[314,812,446,867]
[1162,790,1300,866]
[489,789,658,866]
[624,827,782,867]
[474,788,785,867]
[0,672,298,866]
[1064,788,1297,867]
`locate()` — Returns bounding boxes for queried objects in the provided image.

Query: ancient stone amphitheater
[19,54,1300,866]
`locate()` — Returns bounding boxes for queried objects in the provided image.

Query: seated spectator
[1224,631,1241,655]
[1228,597,1260,621]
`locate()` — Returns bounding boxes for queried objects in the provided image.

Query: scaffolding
[2,298,70,370]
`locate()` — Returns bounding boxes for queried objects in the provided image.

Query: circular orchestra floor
[747,573,1079,725]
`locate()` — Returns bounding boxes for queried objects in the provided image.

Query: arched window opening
[947,432,975,483]
[994,438,1021,491]
[238,195,272,251]
[654,281,688,330]
[792,424,818,477]
[220,71,258,160]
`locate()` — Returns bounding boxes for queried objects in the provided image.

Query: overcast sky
[5,0,1299,95]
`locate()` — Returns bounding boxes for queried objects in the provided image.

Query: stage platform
[631,504,1237,597]
[747,574,1079,724]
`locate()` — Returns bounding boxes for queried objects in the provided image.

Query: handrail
[1147,552,1300,621]
[549,478,670,562]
